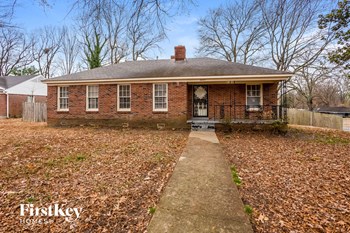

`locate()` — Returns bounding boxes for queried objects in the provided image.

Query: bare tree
[127,4,165,61]
[260,0,333,72]
[57,26,81,75]
[31,26,63,78]
[70,0,193,33]
[77,0,166,62]
[288,53,333,110]
[308,71,350,107]
[197,0,267,64]
[332,70,350,105]
[315,80,339,107]
[0,0,17,28]
[0,27,32,76]
[101,1,128,64]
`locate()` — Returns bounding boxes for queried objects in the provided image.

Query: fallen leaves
[0,119,188,232]
[219,127,350,233]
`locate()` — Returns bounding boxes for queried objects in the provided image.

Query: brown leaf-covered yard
[0,119,188,233]
[1,119,350,233]
[218,126,350,233]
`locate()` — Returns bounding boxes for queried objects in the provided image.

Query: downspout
[6,91,9,118]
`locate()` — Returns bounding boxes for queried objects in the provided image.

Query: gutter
[6,91,9,118]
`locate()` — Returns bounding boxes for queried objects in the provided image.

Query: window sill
[117,108,131,111]
[153,110,168,114]
[57,109,69,113]
[86,109,99,113]
[246,108,262,112]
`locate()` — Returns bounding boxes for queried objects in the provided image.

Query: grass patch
[76,154,87,161]
[25,196,36,204]
[244,205,253,215]
[148,207,156,214]
[315,135,350,145]
[230,165,242,186]
[14,142,22,148]
[45,159,58,167]
[45,153,87,168]
[151,152,166,162]
[43,145,53,151]
[64,153,88,163]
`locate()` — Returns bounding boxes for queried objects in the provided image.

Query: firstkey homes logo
[19,204,83,225]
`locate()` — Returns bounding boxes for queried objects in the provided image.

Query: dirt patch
[0,119,188,232]
[218,127,350,233]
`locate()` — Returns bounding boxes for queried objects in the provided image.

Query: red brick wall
[187,85,193,119]
[8,94,46,118]
[263,83,278,105]
[0,94,6,117]
[47,82,279,127]
[47,83,188,128]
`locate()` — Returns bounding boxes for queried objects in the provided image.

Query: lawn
[0,119,188,232]
[218,126,350,233]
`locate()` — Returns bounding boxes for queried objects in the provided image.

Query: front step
[191,122,215,131]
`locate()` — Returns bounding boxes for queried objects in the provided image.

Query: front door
[193,85,208,117]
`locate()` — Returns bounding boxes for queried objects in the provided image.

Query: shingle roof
[0,75,37,89]
[48,58,292,82]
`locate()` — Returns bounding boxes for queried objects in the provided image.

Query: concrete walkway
[147,131,253,233]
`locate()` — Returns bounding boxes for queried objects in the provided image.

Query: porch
[186,83,287,127]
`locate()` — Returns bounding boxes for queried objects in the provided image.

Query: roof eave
[43,74,292,85]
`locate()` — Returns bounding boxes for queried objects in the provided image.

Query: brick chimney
[173,45,186,61]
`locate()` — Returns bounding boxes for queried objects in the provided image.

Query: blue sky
[12,0,226,59]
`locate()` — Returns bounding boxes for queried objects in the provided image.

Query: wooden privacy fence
[343,118,350,132]
[22,102,47,122]
[287,108,343,130]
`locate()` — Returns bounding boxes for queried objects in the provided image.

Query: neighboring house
[315,106,350,118]
[0,75,47,118]
[43,46,293,129]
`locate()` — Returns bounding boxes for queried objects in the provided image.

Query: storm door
[193,85,208,117]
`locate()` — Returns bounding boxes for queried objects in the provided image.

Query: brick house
[0,75,47,118]
[43,46,292,129]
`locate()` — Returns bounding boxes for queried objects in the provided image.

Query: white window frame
[57,86,69,111]
[117,84,131,111]
[86,85,99,111]
[246,84,263,111]
[153,83,168,112]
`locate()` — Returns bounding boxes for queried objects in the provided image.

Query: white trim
[246,84,263,111]
[153,83,168,112]
[117,84,131,112]
[86,85,99,111]
[57,86,69,111]
[6,91,9,118]
[43,74,292,85]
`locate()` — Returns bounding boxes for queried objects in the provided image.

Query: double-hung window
[246,84,262,111]
[86,85,99,111]
[118,84,131,111]
[58,86,69,111]
[153,83,168,111]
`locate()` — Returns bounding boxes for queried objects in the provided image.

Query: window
[58,86,69,111]
[86,85,99,111]
[246,84,262,110]
[153,83,168,111]
[118,84,131,111]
